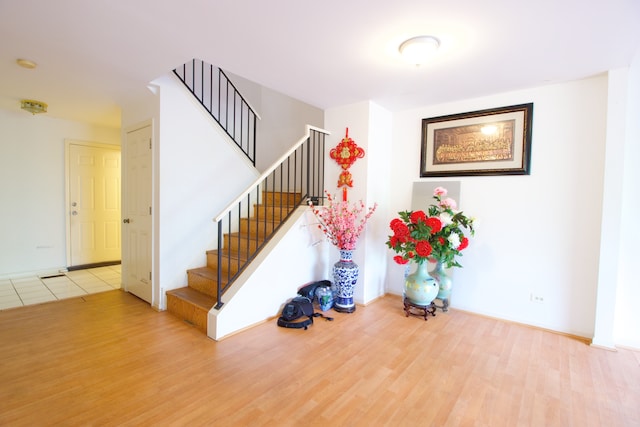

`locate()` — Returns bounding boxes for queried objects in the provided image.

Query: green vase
[431,261,452,312]
[404,261,438,306]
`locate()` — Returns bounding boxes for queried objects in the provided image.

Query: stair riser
[239,218,278,238]
[187,271,220,298]
[252,205,293,220]
[166,293,209,333]
[207,253,243,274]
[262,191,301,206]
[223,235,262,252]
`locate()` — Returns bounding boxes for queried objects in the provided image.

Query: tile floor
[0,265,121,310]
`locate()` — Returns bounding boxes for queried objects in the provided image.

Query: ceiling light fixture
[399,35,441,66]
[21,99,48,115]
[16,58,37,69]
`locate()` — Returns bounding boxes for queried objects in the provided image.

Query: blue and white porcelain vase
[404,261,438,306]
[333,249,359,313]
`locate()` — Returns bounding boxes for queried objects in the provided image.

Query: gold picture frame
[420,103,533,177]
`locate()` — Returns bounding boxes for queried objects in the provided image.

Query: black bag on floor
[297,280,332,302]
[277,296,314,329]
[277,296,333,330]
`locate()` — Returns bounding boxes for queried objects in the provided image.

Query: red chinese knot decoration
[330,128,365,190]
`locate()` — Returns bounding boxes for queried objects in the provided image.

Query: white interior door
[122,125,153,304]
[68,142,121,266]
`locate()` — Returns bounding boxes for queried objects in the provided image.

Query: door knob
[123,218,130,223]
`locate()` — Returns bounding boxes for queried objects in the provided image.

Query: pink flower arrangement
[309,191,377,250]
[386,187,475,268]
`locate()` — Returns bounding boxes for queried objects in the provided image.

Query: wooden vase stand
[432,297,450,312]
[403,297,436,321]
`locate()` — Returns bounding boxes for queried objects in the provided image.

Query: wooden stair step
[223,233,264,252]
[167,286,216,310]
[252,204,295,220]
[166,287,216,333]
[239,217,279,238]
[262,191,301,206]
[187,266,228,297]
[206,250,249,278]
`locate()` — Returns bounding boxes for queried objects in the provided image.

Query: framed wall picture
[420,103,533,177]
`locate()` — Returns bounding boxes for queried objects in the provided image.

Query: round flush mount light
[398,35,441,65]
[16,58,37,69]
[21,99,48,115]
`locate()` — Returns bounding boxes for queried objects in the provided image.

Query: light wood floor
[1,290,638,426]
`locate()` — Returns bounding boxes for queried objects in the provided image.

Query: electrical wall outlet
[530,293,545,303]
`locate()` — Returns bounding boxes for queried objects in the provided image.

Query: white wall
[121,84,160,130]
[614,48,640,348]
[592,69,629,349]
[362,103,394,303]
[323,101,392,305]
[388,76,609,338]
[0,109,120,277]
[153,75,259,307]
[226,72,325,172]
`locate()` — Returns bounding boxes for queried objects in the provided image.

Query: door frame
[64,139,122,269]
[122,119,158,309]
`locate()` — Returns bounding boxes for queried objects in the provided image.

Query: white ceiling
[1,0,639,128]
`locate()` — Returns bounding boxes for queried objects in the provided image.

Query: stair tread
[254,204,297,209]
[206,249,248,260]
[254,204,296,209]
[187,266,217,279]
[245,219,283,225]
[166,287,216,310]
[225,232,263,241]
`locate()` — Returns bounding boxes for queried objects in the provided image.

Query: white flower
[439,211,453,226]
[447,233,461,248]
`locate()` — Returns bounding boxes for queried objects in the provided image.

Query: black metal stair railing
[173,59,258,165]
[213,126,328,309]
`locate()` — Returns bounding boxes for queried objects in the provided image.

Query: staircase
[166,191,300,332]
[165,58,328,335]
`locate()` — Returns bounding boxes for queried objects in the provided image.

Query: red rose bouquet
[386,187,475,268]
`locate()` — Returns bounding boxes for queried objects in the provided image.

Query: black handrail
[212,126,328,309]
[173,59,258,165]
